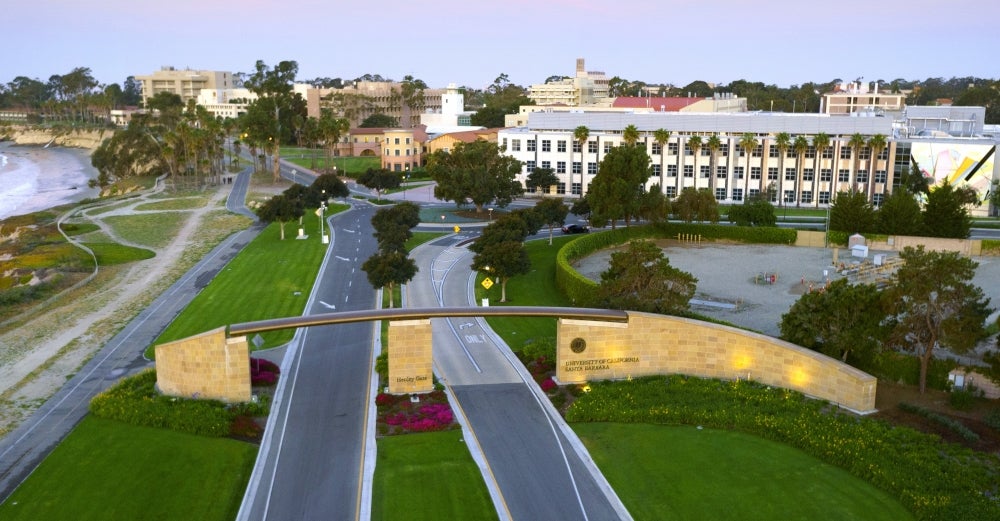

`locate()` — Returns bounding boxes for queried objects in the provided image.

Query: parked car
[561,224,589,234]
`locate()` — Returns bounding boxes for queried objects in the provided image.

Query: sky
[4,0,999,91]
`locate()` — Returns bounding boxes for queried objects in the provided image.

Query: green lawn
[134,197,209,211]
[104,212,189,249]
[83,242,155,265]
[0,417,256,521]
[151,209,339,354]
[280,149,380,175]
[576,423,911,521]
[372,430,497,521]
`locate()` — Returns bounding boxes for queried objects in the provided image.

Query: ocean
[0,141,100,220]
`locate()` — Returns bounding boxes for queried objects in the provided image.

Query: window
[685,144,695,156]
[588,141,598,153]
[541,161,551,170]
[734,166,744,179]
[527,139,536,152]
[819,191,831,204]
[856,170,868,183]
[604,142,613,154]
[800,190,813,204]
[820,169,832,182]
[752,145,763,157]
[838,169,850,182]
[652,164,661,176]
[716,166,727,178]
[394,137,400,145]
[785,168,796,181]
[667,143,679,155]
[784,190,795,203]
[572,141,582,153]
[512,139,521,152]
[767,167,779,180]
[556,161,566,174]
[873,193,884,206]
[858,147,871,160]
[394,149,400,156]
[720,144,729,157]
[822,147,833,159]
[557,182,566,195]
[874,170,887,183]
[749,188,761,200]
[683,165,694,177]
[878,148,889,160]
[652,143,663,155]
[805,146,816,158]
[702,147,710,156]
[540,140,551,152]
[526,160,536,171]
[769,145,779,158]
[587,163,598,175]
[667,165,678,177]
[571,182,581,195]
[405,137,411,144]
[751,167,762,180]
[557,140,566,153]
[786,148,796,158]
[700,165,711,178]
[665,186,677,198]
[715,188,727,201]
[803,168,816,181]
[840,146,851,160]
[572,162,582,174]
[732,188,744,201]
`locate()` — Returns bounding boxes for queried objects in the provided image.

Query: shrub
[949,387,979,411]
[251,371,277,386]
[898,402,979,442]
[984,409,1000,432]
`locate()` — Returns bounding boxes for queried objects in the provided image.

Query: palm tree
[792,135,810,207]
[739,133,759,201]
[623,124,639,146]
[774,132,791,206]
[706,134,722,195]
[813,132,830,206]
[867,133,887,201]
[653,128,670,196]
[687,135,703,189]
[574,125,589,197]
[848,132,867,193]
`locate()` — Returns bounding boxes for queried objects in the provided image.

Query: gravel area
[572,239,1000,340]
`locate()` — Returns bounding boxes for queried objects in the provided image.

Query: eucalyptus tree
[245,59,300,182]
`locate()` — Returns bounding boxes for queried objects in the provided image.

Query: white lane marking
[318,301,336,310]
[335,256,350,261]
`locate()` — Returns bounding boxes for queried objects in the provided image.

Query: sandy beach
[0,142,100,220]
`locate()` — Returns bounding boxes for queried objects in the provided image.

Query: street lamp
[488,207,493,221]
[319,189,328,244]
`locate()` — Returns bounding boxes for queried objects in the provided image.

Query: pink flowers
[384,403,454,432]
[250,357,280,386]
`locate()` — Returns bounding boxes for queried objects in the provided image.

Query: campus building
[526,58,610,106]
[305,81,449,129]
[498,108,999,216]
[821,80,906,116]
[135,67,234,107]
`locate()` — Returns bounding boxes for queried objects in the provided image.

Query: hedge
[567,375,1000,521]
[555,222,797,306]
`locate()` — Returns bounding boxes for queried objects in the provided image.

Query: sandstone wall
[1,126,108,150]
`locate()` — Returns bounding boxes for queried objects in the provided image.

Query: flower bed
[375,390,458,436]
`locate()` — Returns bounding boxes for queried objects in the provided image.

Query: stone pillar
[387,319,433,394]
[155,327,251,403]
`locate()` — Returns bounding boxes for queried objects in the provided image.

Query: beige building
[822,81,905,115]
[381,126,428,172]
[306,81,448,129]
[527,58,610,106]
[135,67,233,107]
[425,128,500,155]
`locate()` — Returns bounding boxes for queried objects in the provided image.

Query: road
[406,235,630,520]
[238,201,379,520]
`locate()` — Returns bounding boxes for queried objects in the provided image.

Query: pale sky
[4,0,999,91]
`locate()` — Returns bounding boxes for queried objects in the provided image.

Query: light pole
[488,207,493,221]
[319,189,328,244]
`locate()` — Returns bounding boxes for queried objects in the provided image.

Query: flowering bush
[540,378,557,393]
[250,357,280,386]
[376,391,457,435]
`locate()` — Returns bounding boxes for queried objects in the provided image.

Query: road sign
[481,277,494,290]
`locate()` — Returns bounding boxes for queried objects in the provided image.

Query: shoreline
[0,142,100,220]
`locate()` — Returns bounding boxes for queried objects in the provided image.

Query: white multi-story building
[499,109,999,216]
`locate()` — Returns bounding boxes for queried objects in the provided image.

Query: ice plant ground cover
[375,390,459,436]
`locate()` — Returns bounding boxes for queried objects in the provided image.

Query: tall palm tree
[706,134,722,195]
[687,135,703,190]
[623,124,639,146]
[574,125,589,197]
[848,132,867,193]
[867,133,887,202]
[653,128,670,195]
[812,132,830,206]
[792,135,810,207]
[774,132,791,206]
[739,133,759,201]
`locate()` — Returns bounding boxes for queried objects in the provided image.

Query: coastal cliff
[0,126,107,150]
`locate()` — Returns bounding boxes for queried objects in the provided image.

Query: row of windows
[530,183,889,207]
[508,138,891,160]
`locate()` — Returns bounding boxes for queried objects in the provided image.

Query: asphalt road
[238,201,379,521]
[407,237,630,520]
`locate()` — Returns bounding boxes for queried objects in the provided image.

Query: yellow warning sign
[481,277,494,290]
